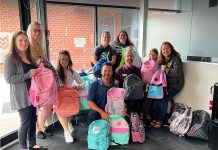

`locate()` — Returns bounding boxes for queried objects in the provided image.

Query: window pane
[98,7,139,49]
[0,0,20,138]
[47,3,95,71]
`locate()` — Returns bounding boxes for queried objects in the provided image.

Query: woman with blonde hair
[27,21,52,139]
[91,31,117,78]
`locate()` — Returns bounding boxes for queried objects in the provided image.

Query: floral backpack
[130,112,146,143]
[105,87,126,115]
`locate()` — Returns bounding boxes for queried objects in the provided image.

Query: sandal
[150,120,157,126]
[153,122,162,128]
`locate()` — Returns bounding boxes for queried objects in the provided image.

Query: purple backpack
[130,112,145,143]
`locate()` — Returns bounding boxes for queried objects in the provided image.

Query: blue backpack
[93,58,107,78]
[109,114,129,145]
[87,119,110,150]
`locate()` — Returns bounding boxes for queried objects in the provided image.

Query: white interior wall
[175,61,218,114]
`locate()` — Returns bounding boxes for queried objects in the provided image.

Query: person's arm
[165,56,183,77]
[111,55,116,65]
[87,101,109,120]
[92,46,100,65]
[4,57,35,84]
[114,67,121,87]
[72,71,85,89]
[87,81,109,120]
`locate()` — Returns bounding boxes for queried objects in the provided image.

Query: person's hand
[121,107,127,116]
[100,111,110,120]
[36,58,44,65]
[31,69,37,76]
[161,65,166,72]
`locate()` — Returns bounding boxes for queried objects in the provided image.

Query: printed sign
[0,32,13,63]
[74,38,86,48]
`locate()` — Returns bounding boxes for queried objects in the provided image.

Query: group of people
[3,20,184,150]
[4,21,85,149]
[89,31,184,130]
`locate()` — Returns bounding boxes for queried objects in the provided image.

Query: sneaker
[36,131,46,139]
[68,122,74,134]
[64,131,74,143]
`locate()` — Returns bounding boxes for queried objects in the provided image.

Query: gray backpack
[170,107,192,136]
[123,74,144,100]
[186,110,210,140]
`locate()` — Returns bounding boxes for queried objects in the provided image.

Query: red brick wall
[0,2,122,73]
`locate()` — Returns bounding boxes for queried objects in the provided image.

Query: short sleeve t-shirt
[93,45,117,61]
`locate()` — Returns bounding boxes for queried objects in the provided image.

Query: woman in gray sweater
[4,31,47,150]
[151,41,184,128]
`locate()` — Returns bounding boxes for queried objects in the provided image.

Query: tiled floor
[4,122,210,150]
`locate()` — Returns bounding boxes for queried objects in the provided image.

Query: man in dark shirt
[87,63,117,124]
[114,48,141,88]
[114,48,143,116]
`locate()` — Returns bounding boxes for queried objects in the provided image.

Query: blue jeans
[152,87,179,123]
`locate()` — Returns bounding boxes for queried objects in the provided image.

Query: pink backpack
[141,60,157,84]
[105,87,126,115]
[150,70,167,87]
[29,63,58,107]
[56,86,80,117]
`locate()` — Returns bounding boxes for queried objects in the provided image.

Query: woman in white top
[56,50,85,143]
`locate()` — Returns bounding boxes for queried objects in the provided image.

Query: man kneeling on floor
[87,62,127,123]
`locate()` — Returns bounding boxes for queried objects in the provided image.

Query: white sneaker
[68,122,74,133]
[64,131,74,143]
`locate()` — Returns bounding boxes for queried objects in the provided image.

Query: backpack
[123,74,144,100]
[109,114,129,145]
[141,60,157,84]
[147,70,167,99]
[168,103,188,124]
[56,86,80,117]
[87,119,110,150]
[186,110,210,140]
[105,87,126,115]
[130,112,146,143]
[29,63,58,107]
[93,58,107,78]
[169,107,192,136]
[77,76,94,110]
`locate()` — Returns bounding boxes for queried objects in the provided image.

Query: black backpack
[123,74,144,100]
[186,110,211,140]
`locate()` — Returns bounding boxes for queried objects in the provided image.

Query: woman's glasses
[32,29,42,33]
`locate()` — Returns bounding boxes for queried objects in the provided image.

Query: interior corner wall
[174,61,218,114]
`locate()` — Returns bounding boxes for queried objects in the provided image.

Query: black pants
[125,100,143,115]
[18,105,37,149]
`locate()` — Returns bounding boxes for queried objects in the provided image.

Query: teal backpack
[87,119,110,150]
[109,114,130,145]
